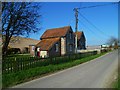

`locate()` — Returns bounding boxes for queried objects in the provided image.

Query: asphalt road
[13,50,118,88]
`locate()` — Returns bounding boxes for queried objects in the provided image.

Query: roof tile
[36,38,60,50]
[41,26,71,39]
[74,32,83,40]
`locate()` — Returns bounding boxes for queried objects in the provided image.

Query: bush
[7,48,21,55]
[101,49,108,53]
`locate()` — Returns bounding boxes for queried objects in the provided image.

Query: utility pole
[73,8,79,53]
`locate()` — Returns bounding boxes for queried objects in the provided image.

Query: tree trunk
[2,35,11,57]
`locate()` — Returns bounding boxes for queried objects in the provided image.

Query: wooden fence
[2,51,97,74]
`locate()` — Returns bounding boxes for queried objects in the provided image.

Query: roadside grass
[2,52,107,88]
[113,80,118,89]
[112,73,119,89]
[118,76,120,89]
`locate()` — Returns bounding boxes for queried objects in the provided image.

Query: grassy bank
[3,52,107,88]
[113,80,118,88]
[112,73,119,89]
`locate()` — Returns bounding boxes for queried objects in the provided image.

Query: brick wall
[49,41,61,57]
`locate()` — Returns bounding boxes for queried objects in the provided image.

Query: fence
[2,51,97,74]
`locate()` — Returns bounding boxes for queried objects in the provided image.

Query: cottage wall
[78,34,86,50]
[65,28,75,54]
[49,41,61,57]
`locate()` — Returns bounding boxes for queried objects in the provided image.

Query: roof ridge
[42,37,60,40]
[46,26,71,31]
[74,31,83,33]
[41,26,72,39]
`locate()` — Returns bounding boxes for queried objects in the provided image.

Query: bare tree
[2,2,41,56]
[107,36,119,49]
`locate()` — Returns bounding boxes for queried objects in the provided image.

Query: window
[25,47,29,53]
[37,47,40,52]
[81,41,84,46]
[32,46,35,51]
[70,45,72,51]
[55,43,59,52]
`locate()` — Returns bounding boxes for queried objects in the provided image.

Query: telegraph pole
[73,8,79,53]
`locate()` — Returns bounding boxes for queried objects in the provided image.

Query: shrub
[7,48,21,55]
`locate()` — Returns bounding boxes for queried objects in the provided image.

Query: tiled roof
[41,26,71,39]
[74,31,83,40]
[36,37,60,51]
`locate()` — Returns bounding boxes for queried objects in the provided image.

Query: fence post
[54,57,57,64]
[6,59,9,74]
[69,54,70,61]
[2,59,4,74]
[13,57,17,72]
[10,59,13,73]
[50,57,52,64]
[20,58,22,70]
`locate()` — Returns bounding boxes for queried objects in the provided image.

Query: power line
[78,19,95,34]
[78,20,104,44]
[79,12,111,38]
[78,19,107,40]
[78,2,118,10]
[78,19,109,44]
[72,2,118,45]
[73,2,118,35]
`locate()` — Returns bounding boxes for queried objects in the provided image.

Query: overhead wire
[77,2,118,38]
[74,2,118,44]
[79,12,112,38]
[78,19,105,43]
[78,19,95,35]
[78,2,118,10]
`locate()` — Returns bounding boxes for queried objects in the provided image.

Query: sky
[28,2,118,46]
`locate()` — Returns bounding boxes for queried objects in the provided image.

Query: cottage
[36,26,75,58]
[74,31,86,50]
[30,26,86,58]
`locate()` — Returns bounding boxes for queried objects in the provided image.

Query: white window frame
[37,47,40,52]
[32,46,35,51]
[55,43,59,52]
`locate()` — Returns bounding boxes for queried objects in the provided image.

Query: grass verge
[113,80,118,88]
[3,52,107,88]
[112,73,119,89]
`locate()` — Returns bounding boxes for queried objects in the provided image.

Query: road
[13,50,118,88]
